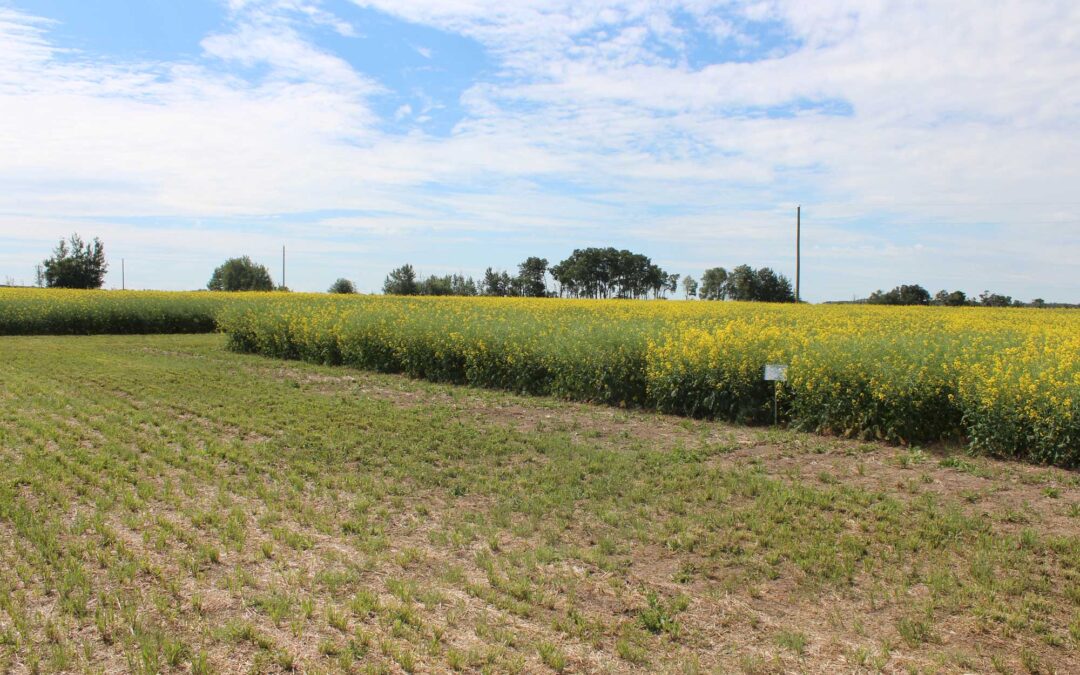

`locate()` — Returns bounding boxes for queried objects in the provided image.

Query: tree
[978,290,1012,307]
[932,289,967,306]
[41,234,108,289]
[207,256,274,291]
[701,265,793,302]
[328,278,356,294]
[699,267,728,300]
[752,267,795,302]
[419,275,453,296]
[682,275,698,299]
[449,274,478,296]
[725,265,756,301]
[664,273,680,299]
[550,248,671,299]
[868,284,930,306]
[383,264,418,295]
[516,257,548,297]
[481,268,513,297]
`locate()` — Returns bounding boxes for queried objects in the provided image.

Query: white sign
[764,364,788,382]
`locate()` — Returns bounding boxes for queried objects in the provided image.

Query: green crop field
[1,333,1078,673]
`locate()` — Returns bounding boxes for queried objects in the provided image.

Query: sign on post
[763,364,788,424]
[764,364,788,382]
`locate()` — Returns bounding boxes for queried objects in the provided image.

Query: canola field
[2,288,1076,465]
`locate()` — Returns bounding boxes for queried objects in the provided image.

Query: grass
[0,334,1078,672]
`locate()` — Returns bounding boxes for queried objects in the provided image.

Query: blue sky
[1,0,1078,300]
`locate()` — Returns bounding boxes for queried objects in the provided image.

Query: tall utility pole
[795,205,801,303]
[281,245,285,290]
[121,258,125,291]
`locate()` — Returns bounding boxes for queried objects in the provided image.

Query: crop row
[0,288,261,335]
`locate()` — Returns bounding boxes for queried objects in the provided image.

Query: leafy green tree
[383,264,418,295]
[207,256,274,291]
[725,265,757,301]
[703,265,793,302]
[419,275,453,295]
[753,267,795,302]
[978,290,1013,307]
[665,273,680,299]
[42,234,108,289]
[449,274,478,296]
[516,257,549,297]
[481,268,513,297]
[699,267,728,300]
[328,278,356,294]
[550,248,671,299]
[932,289,967,306]
[682,275,698,299]
[868,284,930,305]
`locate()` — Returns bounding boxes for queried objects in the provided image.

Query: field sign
[764,364,788,382]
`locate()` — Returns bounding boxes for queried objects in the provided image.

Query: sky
[1,0,1078,301]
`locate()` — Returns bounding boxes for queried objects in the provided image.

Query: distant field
[1,334,1078,673]
[0,288,261,335]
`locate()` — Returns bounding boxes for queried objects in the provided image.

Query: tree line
[686,265,795,302]
[860,284,1057,308]
[30,233,1072,307]
[380,249,796,303]
[379,257,550,297]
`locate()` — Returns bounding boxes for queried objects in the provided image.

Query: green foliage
[516,256,549,297]
[681,274,698,299]
[933,289,968,306]
[383,264,419,295]
[637,592,686,636]
[978,290,1015,307]
[481,267,514,296]
[550,247,673,299]
[42,233,108,289]
[207,256,274,292]
[775,629,808,655]
[699,265,795,302]
[536,642,567,672]
[328,278,357,294]
[867,284,931,306]
[724,265,795,302]
[419,273,477,296]
[699,267,727,300]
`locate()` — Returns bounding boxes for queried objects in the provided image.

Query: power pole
[121,258,125,290]
[795,205,801,303]
[281,245,285,290]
